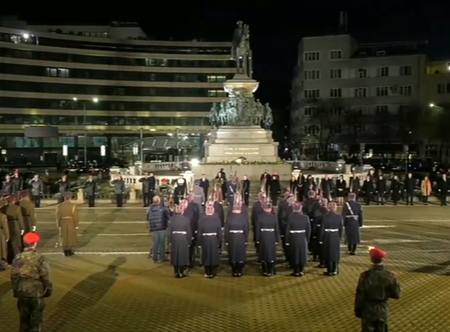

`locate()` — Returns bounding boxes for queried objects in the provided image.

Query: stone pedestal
[204,126,279,163]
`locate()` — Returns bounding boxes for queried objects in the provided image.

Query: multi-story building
[291,34,428,156]
[0,17,237,162]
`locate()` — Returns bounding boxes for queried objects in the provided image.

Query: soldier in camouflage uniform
[354,248,401,332]
[10,232,53,332]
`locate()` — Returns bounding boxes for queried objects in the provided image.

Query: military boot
[204,266,210,278]
[237,262,244,277]
[261,262,268,276]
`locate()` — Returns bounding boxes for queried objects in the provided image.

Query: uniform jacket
[421,179,432,196]
[56,201,79,248]
[2,181,13,195]
[147,204,170,232]
[85,181,97,196]
[11,176,23,193]
[111,179,126,194]
[10,247,53,298]
[57,180,70,195]
[28,179,43,196]
[0,203,24,249]
[17,200,37,234]
[354,264,401,320]
[0,213,9,261]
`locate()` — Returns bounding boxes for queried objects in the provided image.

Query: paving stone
[0,206,449,331]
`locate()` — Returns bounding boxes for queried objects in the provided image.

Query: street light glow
[429,103,435,108]
[93,97,99,103]
[23,33,29,39]
[73,97,77,101]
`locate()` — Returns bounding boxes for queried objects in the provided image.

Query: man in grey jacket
[28,175,43,208]
[192,181,205,211]
[110,175,126,207]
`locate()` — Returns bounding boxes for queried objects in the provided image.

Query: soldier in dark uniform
[0,210,9,271]
[256,200,280,276]
[197,202,222,278]
[437,174,449,206]
[0,196,24,263]
[285,202,311,276]
[314,198,328,268]
[56,175,70,204]
[174,176,187,204]
[10,232,53,332]
[11,169,23,194]
[110,175,126,207]
[183,193,200,267]
[303,190,319,254]
[2,175,14,196]
[18,191,37,235]
[390,175,402,205]
[278,193,294,264]
[349,175,360,201]
[320,202,343,276]
[342,193,364,255]
[84,175,97,207]
[139,172,156,207]
[355,248,401,332]
[375,175,387,205]
[56,192,79,256]
[28,175,43,208]
[225,197,249,277]
[320,176,333,201]
[403,173,415,206]
[251,192,266,253]
[241,175,251,206]
[167,200,192,278]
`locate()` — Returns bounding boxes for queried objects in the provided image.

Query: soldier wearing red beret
[10,232,53,332]
[354,248,401,331]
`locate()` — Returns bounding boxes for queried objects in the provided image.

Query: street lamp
[72,97,99,164]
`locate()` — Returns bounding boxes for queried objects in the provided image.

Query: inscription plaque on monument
[224,147,259,156]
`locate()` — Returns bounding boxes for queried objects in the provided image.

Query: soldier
[314,198,329,268]
[10,232,53,332]
[320,202,343,276]
[28,175,43,208]
[269,172,281,206]
[110,175,126,207]
[278,193,294,264]
[285,202,311,276]
[0,191,8,207]
[138,172,156,207]
[342,193,364,255]
[56,175,70,204]
[251,192,266,253]
[355,248,401,331]
[225,197,249,277]
[56,192,79,256]
[256,200,280,277]
[0,196,24,263]
[0,210,9,271]
[11,169,23,194]
[197,201,222,278]
[303,190,319,254]
[174,176,187,204]
[183,192,200,267]
[18,191,37,235]
[84,175,97,207]
[226,177,238,209]
[167,200,192,278]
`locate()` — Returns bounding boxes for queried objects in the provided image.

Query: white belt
[289,230,306,233]
[261,228,275,232]
[202,233,217,236]
[172,231,187,235]
[345,215,358,218]
[229,230,244,234]
[324,229,338,232]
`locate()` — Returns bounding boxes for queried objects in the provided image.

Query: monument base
[204,126,279,163]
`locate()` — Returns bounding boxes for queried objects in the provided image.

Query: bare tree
[394,105,421,145]
[429,104,450,161]
[342,109,365,144]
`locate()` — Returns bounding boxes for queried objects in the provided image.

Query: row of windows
[0,32,231,55]
[303,66,412,80]
[304,50,342,62]
[303,85,412,99]
[302,105,400,116]
[303,125,342,134]
[0,80,227,98]
[0,47,236,68]
[0,97,212,112]
[437,83,450,94]
[0,63,232,83]
[0,114,208,126]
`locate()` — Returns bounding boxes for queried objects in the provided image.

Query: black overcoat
[285,213,311,266]
[342,201,363,245]
[167,215,192,266]
[255,212,280,262]
[197,215,222,266]
[224,212,249,262]
[320,212,343,263]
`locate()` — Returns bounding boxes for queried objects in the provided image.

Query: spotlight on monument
[234,157,247,165]
[191,158,199,167]
[181,161,191,171]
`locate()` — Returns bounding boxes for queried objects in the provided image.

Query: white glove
[32,226,36,232]
[75,227,79,230]
[20,230,24,235]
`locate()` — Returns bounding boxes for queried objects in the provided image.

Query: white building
[291,34,427,155]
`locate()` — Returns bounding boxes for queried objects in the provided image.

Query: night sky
[3,2,450,141]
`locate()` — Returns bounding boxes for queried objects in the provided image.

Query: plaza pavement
[0,204,449,331]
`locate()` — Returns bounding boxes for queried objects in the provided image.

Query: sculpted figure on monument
[255,99,265,125]
[263,103,273,129]
[231,21,251,75]
[209,103,219,128]
[218,100,228,126]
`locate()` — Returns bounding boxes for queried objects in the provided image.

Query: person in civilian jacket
[437,174,449,206]
[269,173,281,206]
[84,175,97,207]
[349,176,361,201]
[147,196,170,263]
[375,175,387,205]
[420,176,432,205]
[362,176,373,205]
[199,174,210,202]
[110,175,126,207]
[139,173,156,207]
[403,173,415,206]
[28,175,43,208]
[390,175,402,205]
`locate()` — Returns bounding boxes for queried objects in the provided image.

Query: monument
[203,21,279,163]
